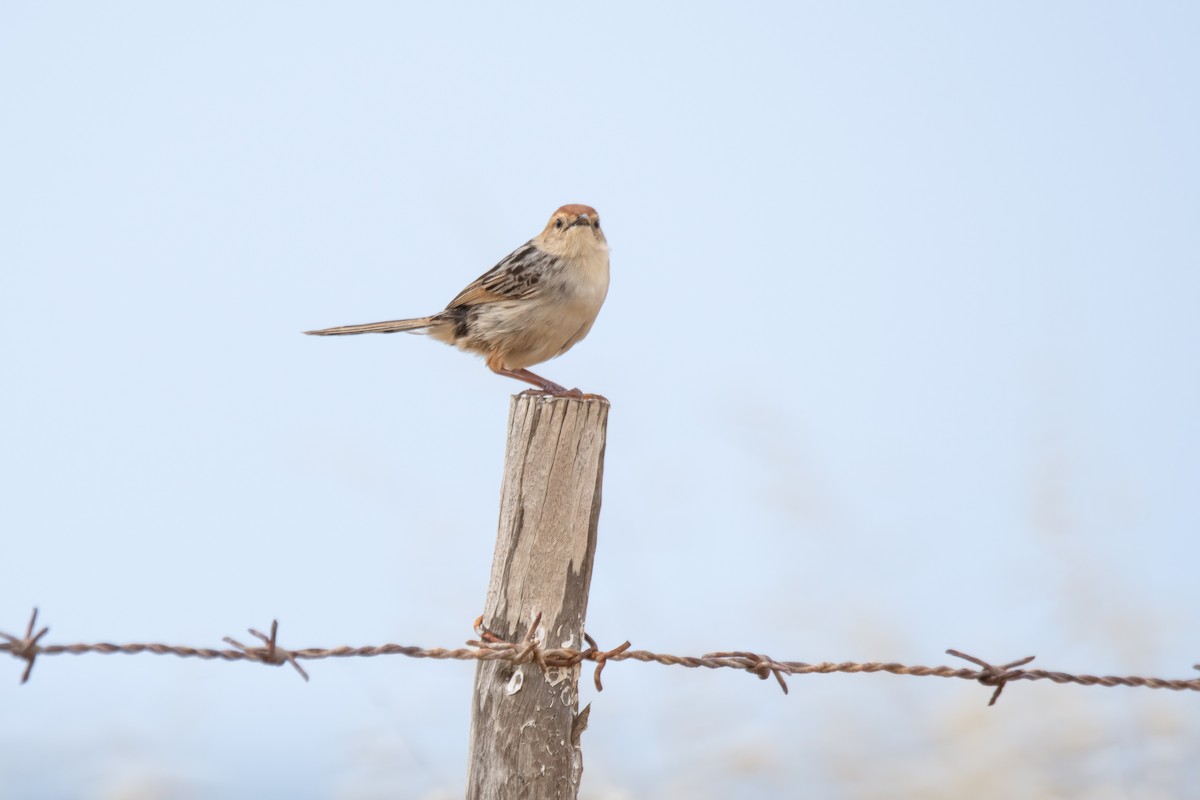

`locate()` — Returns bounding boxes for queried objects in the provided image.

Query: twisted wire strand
[4,610,1198,703]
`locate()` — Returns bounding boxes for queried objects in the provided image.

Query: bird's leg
[486,353,583,397]
[504,368,585,397]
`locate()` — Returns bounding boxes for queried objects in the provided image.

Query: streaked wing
[446,241,557,309]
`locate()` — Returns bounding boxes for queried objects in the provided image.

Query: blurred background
[2,3,1198,797]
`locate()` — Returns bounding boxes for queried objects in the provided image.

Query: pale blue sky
[2,3,1198,797]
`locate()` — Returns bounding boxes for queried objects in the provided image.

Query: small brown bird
[305,204,609,395]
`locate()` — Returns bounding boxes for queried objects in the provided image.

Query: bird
[305,204,609,396]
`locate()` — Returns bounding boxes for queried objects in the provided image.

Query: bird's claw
[519,386,590,399]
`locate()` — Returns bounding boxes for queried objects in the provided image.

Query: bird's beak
[569,215,591,228]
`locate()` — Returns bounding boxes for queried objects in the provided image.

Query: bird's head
[538,204,607,257]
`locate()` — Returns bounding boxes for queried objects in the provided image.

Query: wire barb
[224,620,309,682]
[0,608,49,684]
[517,612,548,673]
[473,615,506,644]
[583,633,632,692]
[947,649,1037,706]
[705,651,792,695]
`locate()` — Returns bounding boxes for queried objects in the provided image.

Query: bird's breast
[562,248,610,315]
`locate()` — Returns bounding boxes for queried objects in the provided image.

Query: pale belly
[471,280,608,370]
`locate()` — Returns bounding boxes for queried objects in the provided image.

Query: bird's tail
[304,317,436,336]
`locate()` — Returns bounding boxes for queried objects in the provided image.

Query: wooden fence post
[467,394,610,800]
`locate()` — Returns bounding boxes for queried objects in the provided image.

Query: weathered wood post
[467,394,610,800]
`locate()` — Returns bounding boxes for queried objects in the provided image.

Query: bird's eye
[554,218,564,229]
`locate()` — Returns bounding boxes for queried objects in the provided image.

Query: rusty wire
[3,608,1199,706]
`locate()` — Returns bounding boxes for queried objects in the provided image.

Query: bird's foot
[519,386,593,399]
[519,387,575,397]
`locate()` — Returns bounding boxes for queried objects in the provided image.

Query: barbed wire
[3,609,1198,706]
